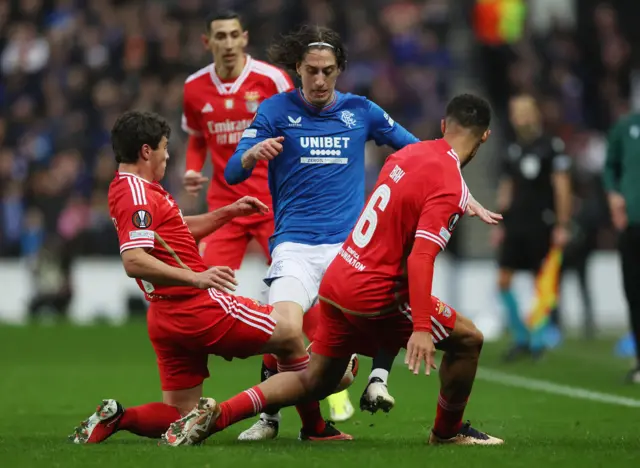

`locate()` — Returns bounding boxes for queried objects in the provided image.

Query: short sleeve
[415,190,467,251]
[112,178,159,254]
[181,87,203,136]
[550,137,571,172]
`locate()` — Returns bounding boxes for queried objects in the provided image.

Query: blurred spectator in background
[0,0,454,266]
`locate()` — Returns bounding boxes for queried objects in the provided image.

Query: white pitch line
[477,367,640,408]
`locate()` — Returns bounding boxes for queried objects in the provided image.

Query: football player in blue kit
[225,25,501,441]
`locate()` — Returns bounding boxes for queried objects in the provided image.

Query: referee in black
[604,112,640,383]
[492,94,573,361]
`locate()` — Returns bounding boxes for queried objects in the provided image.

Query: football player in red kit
[182,10,292,269]
[162,94,504,447]
[68,111,351,444]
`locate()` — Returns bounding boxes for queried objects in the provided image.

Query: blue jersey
[225,89,419,251]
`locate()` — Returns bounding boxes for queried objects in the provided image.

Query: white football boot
[237,414,280,441]
[359,377,395,414]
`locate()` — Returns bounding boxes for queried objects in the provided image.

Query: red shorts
[199,216,274,269]
[147,289,276,391]
[312,296,457,358]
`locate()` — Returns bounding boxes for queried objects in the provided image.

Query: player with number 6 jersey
[319,139,469,320]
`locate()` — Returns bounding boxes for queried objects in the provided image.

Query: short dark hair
[111,111,171,164]
[206,10,243,33]
[268,25,347,73]
[445,94,492,135]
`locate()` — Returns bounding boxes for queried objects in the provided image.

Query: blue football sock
[500,289,529,345]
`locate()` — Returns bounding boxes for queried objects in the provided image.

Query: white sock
[260,411,281,422]
[368,368,389,384]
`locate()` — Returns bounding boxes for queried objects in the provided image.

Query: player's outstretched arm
[121,247,200,286]
[121,248,238,291]
[185,196,270,242]
[366,99,419,150]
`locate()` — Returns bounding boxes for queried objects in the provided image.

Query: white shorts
[264,241,343,311]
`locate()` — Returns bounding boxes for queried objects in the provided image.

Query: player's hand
[229,196,270,218]
[192,266,238,292]
[244,137,285,167]
[183,170,209,196]
[467,197,502,225]
[405,331,437,376]
[608,192,628,231]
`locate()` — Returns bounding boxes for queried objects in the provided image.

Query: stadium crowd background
[0,0,638,327]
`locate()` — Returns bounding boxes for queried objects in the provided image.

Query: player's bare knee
[271,301,304,331]
[459,322,484,357]
[270,320,305,359]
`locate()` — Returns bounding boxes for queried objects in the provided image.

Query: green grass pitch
[1,322,638,467]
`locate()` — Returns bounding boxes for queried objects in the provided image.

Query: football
[334,353,359,393]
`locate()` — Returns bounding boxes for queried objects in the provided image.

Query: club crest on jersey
[448,213,460,232]
[132,210,152,229]
[245,91,260,113]
[340,110,357,129]
[437,300,452,318]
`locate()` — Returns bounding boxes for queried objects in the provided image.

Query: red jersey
[182,55,293,212]
[108,172,208,301]
[320,139,469,313]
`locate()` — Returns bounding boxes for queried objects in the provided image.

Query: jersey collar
[434,139,459,163]
[210,54,253,95]
[296,88,338,112]
[117,171,152,184]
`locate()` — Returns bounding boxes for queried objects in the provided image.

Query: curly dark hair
[111,111,171,164]
[267,25,347,73]
[445,94,492,135]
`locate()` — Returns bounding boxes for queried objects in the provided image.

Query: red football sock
[433,393,468,438]
[213,387,266,432]
[278,355,326,434]
[303,304,321,342]
[118,402,181,438]
[262,353,278,379]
